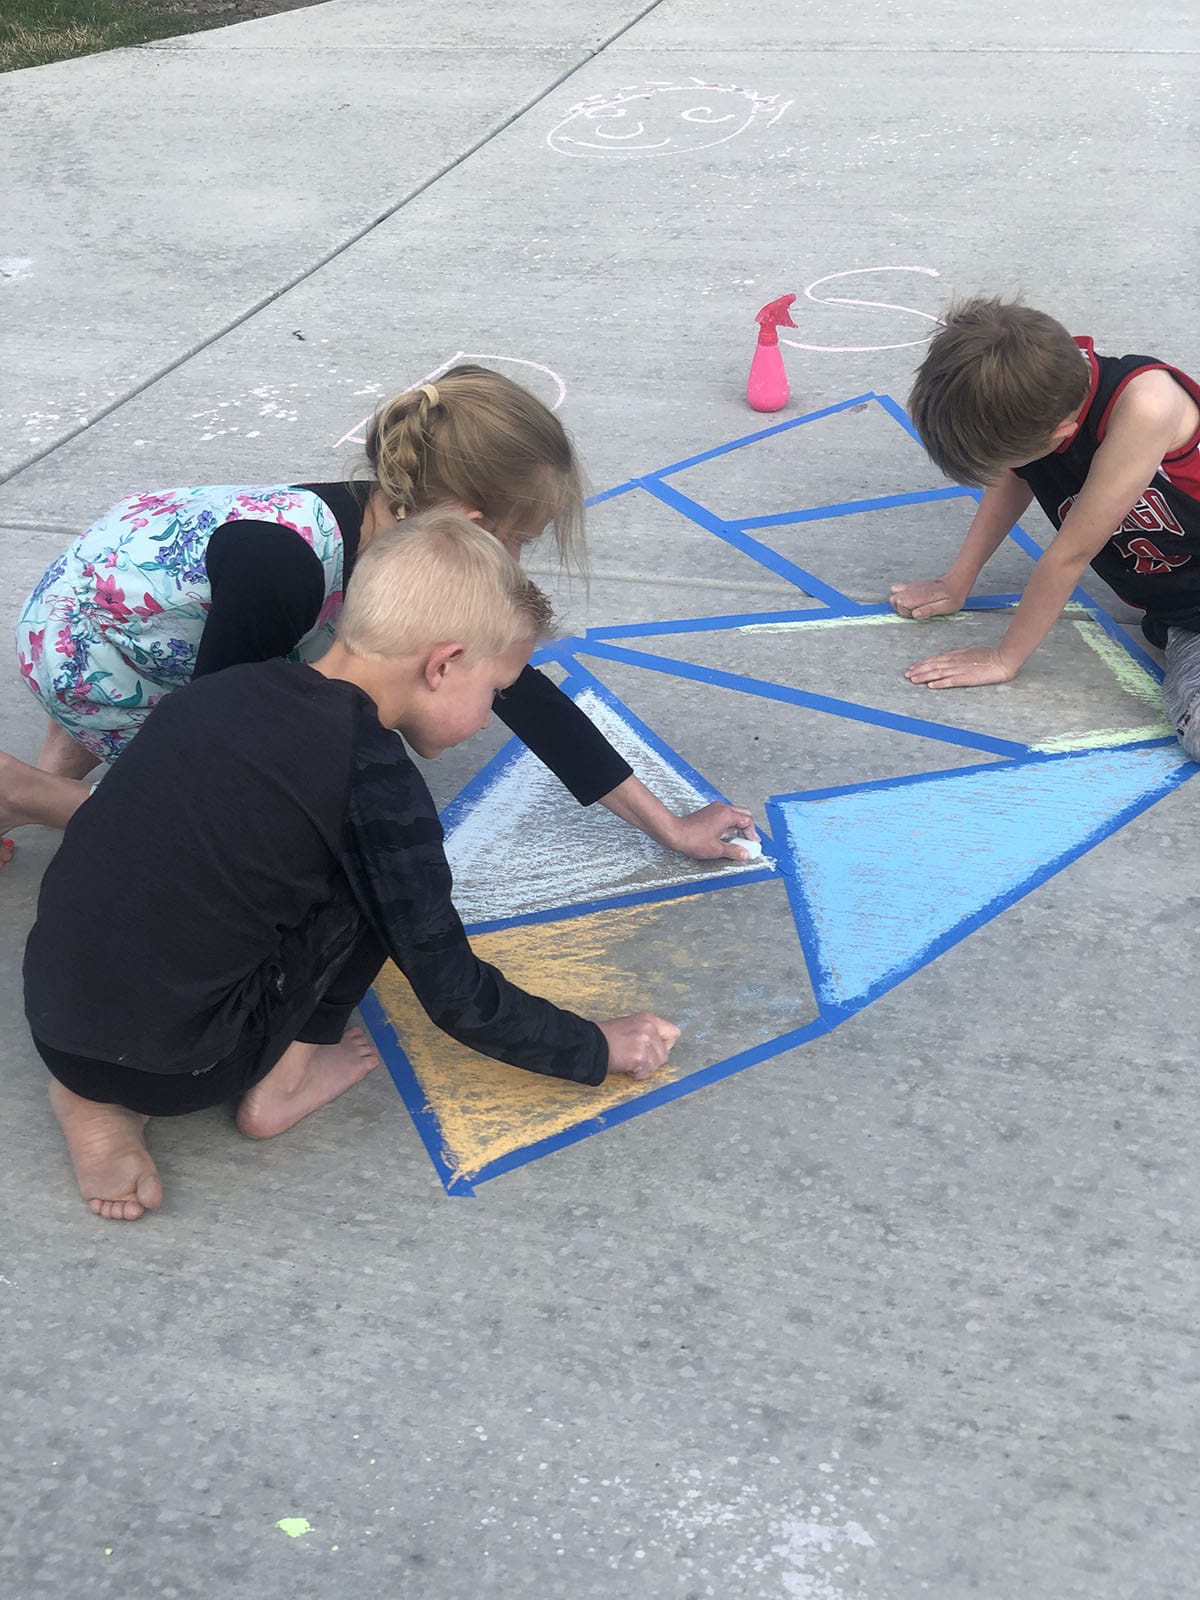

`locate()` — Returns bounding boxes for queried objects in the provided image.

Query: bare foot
[0,837,12,867]
[48,1079,164,1220]
[236,1027,381,1140]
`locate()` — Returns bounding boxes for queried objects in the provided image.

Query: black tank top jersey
[1014,337,1200,646]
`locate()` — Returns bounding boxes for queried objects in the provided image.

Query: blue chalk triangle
[772,745,1194,1013]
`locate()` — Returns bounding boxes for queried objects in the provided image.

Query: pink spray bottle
[746,293,797,412]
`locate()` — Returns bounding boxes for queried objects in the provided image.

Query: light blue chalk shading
[773,745,1196,1015]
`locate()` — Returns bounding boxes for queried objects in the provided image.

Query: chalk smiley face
[547,80,790,159]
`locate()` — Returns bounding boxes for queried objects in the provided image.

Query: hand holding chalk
[669,800,760,861]
[600,1013,681,1081]
[723,831,762,860]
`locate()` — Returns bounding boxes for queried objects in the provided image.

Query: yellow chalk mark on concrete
[1032,725,1171,753]
[739,612,968,634]
[276,1518,313,1539]
[374,901,700,1182]
[1071,620,1168,719]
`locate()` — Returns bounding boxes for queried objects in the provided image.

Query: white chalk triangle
[443,684,771,926]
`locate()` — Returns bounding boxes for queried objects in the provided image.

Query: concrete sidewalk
[0,0,656,481]
[2,3,1198,1598]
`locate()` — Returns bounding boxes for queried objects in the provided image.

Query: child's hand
[668,801,759,861]
[890,577,967,620]
[905,646,1016,688]
[599,1013,681,1080]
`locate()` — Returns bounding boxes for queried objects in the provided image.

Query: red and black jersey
[1014,336,1200,646]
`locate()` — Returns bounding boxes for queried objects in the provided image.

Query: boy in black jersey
[890,298,1200,756]
[23,512,681,1221]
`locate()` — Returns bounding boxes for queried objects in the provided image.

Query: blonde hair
[338,508,554,662]
[363,365,586,568]
[910,297,1091,487]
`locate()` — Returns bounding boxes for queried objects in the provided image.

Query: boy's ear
[422,642,466,690]
[1050,413,1080,444]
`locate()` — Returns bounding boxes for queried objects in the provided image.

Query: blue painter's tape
[870,391,924,445]
[732,485,973,532]
[358,988,475,1198]
[582,607,837,642]
[438,733,527,830]
[586,479,639,506]
[642,478,863,610]
[650,393,877,479]
[461,863,778,938]
[559,657,729,802]
[464,1015,836,1189]
[574,637,1030,759]
[1005,519,1051,563]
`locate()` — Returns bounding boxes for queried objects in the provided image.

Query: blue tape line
[464,1015,836,1189]
[579,597,1041,641]
[560,655,729,802]
[575,637,1030,759]
[766,740,1185,806]
[438,733,526,829]
[358,988,475,1198]
[871,391,924,445]
[1005,519,1050,562]
[732,485,973,532]
[650,393,877,479]
[583,606,832,642]
[642,477,863,610]
[586,479,639,507]
[762,797,846,1019]
[461,863,778,938]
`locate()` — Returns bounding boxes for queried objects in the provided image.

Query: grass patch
[1,0,201,73]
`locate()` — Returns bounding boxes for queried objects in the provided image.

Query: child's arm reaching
[495,665,758,861]
[904,375,1190,689]
[890,472,1034,620]
[343,710,680,1084]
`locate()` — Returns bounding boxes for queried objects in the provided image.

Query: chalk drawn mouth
[546,80,790,160]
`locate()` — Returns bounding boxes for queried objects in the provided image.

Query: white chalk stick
[729,834,763,860]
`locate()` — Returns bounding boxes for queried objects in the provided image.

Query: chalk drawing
[444,683,774,928]
[0,258,33,282]
[660,1459,879,1600]
[771,744,1192,1014]
[781,266,942,353]
[364,392,1197,1192]
[547,79,790,159]
[334,353,567,449]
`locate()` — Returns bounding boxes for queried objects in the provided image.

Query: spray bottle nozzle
[754,294,798,345]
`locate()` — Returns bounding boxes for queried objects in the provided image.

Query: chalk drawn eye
[680,106,736,124]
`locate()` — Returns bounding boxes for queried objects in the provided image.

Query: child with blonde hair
[892,299,1200,755]
[24,511,682,1221]
[4,366,755,863]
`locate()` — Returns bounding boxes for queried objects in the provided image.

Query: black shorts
[36,1029,277,1118]
[34,908,389,1118]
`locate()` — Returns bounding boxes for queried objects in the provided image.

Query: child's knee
[1174,695,1200,763]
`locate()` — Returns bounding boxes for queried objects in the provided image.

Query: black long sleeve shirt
[24,661,609,1085]
[193,483,632,806]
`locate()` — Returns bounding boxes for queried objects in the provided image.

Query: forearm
[947,475,1036,592]
[998,548,1090,670]
[598,774,683,848]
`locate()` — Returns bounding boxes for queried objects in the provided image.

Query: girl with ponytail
[4,368,755,865]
